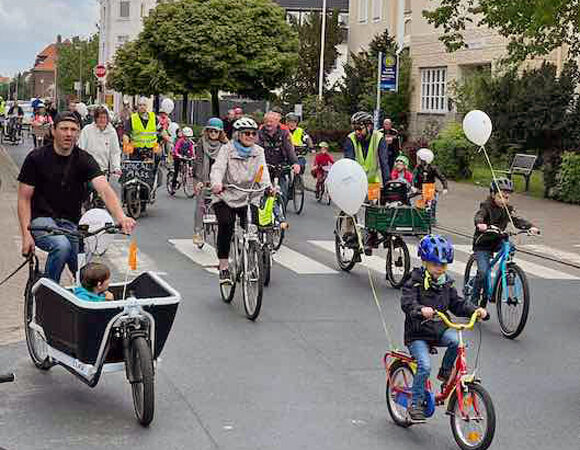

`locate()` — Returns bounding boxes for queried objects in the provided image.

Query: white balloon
[326,159,368,215]
[160,98,174,114]
[463,110,492,146]
[79,208,115,256]
[77,102,88,119]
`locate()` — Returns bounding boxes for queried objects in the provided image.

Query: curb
[0,145,19,193]
[434,224,580,270]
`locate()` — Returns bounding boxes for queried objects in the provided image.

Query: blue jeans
[31,217,79,283]
[279,173,290,205]
[473,250,492,303]
[408,328,459,406]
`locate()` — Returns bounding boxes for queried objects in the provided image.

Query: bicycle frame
[483,239,513,301]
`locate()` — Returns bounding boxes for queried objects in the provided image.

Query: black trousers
[214,201,258,259]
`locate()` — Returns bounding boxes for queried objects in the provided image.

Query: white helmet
[182,126,194,137]
[416,148,434,164]
[160,98,174,114]
[233,117,258,131]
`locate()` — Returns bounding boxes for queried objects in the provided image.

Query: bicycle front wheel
[183,165,195,198]
[24,266,53,370]
[449,383,496,450]
[126,187,142,219]
[128,336,155,427]
[385,237,410,289]
[219,235,238,304]
[334,212,359,272]
[495,263,530,339]
[166,170,175,196]
[292,175,305,214]
[242,241,263,321]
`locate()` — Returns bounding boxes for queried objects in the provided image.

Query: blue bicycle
[463,227,533,339]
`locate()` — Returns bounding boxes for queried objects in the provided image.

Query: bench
[497,153,537,192]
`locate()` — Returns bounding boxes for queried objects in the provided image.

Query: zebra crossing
[164,238,579,281]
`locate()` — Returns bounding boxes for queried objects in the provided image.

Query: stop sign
[94,65,106,78]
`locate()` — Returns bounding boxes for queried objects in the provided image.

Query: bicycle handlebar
[225,184,268,194]
[435,311,480,331]
[28,223,124,239]
[483,225,540,237]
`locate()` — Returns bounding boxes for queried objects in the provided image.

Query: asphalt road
[1,138,579,450]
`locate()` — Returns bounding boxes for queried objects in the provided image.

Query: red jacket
[390,168,413,184]
[314,152,334,167]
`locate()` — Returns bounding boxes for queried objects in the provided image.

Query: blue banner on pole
[380,54,398,92]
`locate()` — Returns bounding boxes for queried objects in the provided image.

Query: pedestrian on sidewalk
[17,112,136,283]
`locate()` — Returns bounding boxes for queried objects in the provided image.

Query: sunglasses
[241,131,257,137]
[207,129,220,134]
[353,125,366,131]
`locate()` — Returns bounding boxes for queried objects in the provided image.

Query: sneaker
[219,269,232,285]
[192,233,204,247]
[408,405,426,423]
[437,366,452,383]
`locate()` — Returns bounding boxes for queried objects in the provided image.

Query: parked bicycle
[219,184,267,321]
[166,156,196,198]
[385,311,495,450]
[463,226,536,339]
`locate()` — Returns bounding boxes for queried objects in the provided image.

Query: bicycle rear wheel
[386,360,414,428]
[449,383,496,450]
[495,263,530,339]
[242,241,263,320]
[292,176,305,214]
[385,237,410,289]
[166,170,176,196]
[128,336,155,427]
[334,212,360,272]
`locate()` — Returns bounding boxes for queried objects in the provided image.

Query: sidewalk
[0,145,25,345]
[303,153,580,267]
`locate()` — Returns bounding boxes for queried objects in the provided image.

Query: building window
[120,1,130,18]
[420,68,447,113]
[358,0,368,23]
[372,0,382,22]
[116,35,129,48]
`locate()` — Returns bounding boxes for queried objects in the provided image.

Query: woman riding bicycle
[192,118,228,246]
[210,117,271,285]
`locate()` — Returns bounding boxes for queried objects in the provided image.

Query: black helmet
[285,113,299,122]
[351,111,373,125]
[490,177,513,194]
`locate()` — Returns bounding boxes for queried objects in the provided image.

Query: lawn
[462,163,545,198]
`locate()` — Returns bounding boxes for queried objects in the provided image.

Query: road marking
[521,244,580,266]
[169,239,336,275]
[311,240,579,281]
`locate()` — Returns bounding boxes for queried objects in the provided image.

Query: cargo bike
[24,219,180,426]
[334,180,434,288]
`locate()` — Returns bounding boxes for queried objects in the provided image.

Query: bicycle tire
[495,263,530,339]
[128,336,155,427]
[385,237,410,289]
[219,235,237,303]
[242,242,263,321]
[166,170,176,196]
[272,196,285,251]
[449,383,496,450]
[263,244,272,287]
[125,187,142,219]
[385,360,414,428]
[23,264,53,371]
[292,176,305,214]
[463,254,487,308]
[334,212,359,272]
[183,165,195,198]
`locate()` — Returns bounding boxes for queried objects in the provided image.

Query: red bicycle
[314,164,332,205]
[384,311,496,450]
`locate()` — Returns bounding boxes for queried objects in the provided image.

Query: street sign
[380,54,399,92]
[94,65,106,78]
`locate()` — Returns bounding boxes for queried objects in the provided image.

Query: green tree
[57,35,99,101]
[141,0,299,115]
[423,0,580,62]
[106,38,182,96]
[281,10,344,105]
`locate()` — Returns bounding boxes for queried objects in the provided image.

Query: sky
[0,0,99,77]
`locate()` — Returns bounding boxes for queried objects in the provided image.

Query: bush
[552,152,580,203]
[430,122,476,179]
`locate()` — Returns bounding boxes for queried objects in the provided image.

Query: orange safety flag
[254,165,264,183]
[128,238,138,271]
[123,142,134,155]
[422,183,436,202]
[368,182,381,202]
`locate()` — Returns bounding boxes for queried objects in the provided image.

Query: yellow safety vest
[348,131,382,184]
[130,112,157,148]
[0,101,5,116]
[290,127,305,147]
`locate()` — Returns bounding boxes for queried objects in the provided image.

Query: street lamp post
[317,0,328,101]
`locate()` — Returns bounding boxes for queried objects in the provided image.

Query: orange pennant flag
[254,165,264,183]
[128,238,138,271]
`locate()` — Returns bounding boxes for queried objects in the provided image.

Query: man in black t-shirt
[17,112,136,282]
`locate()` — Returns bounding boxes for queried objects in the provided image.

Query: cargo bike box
[365,204,433,235]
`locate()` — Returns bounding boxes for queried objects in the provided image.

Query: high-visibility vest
[348,131,382,183]
[0,101,5,116]
[130,112,157,148]
[290,127,305,147]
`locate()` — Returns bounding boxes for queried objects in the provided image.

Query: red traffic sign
[94,65,106,78]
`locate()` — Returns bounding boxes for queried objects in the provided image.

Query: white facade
[98,0,158,111]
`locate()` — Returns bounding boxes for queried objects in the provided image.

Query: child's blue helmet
[206,117,224,131]
[418,234,454,264]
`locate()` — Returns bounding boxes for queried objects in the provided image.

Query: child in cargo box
[73,262,114,302]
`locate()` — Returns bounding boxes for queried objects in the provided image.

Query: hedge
[552,151,580,204]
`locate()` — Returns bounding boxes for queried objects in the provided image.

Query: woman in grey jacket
[78,107,121,175]
[210,117,271,284]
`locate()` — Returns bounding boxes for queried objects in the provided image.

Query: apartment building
[348,0,567,136]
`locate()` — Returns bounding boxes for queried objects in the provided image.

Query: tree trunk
[182,92,189,123]
[210,87,220,117]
